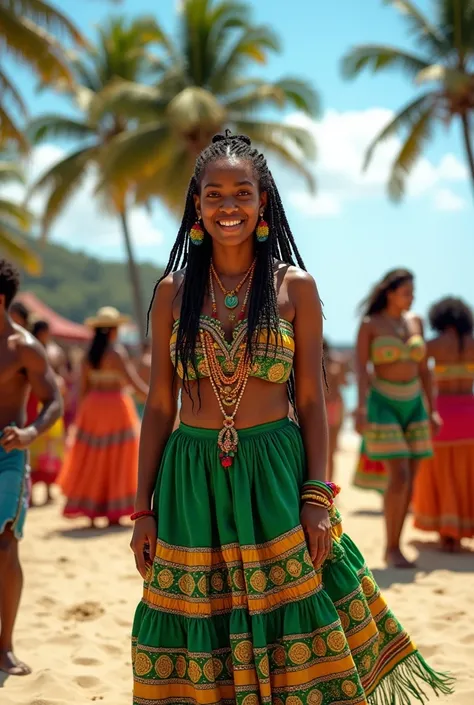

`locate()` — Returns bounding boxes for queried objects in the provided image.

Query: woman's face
[388,280,414,312]
[194,158,267,248]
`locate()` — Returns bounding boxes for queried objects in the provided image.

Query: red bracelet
[130,510,155,521]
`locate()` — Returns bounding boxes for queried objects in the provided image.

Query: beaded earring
[189,217,204,246]
[256,213,269,242]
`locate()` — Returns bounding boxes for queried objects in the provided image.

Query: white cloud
[286,109,468,217]
[0,145,164,255]
[434,187,467,212]
[289,190,341,217]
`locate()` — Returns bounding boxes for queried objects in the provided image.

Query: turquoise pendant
[224,294,239,309]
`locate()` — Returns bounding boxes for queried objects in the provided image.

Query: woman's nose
[219,198,239,213]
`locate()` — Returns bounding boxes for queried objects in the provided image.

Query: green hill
[19,239,164,324]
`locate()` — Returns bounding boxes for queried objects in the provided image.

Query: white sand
[2,432,473,704]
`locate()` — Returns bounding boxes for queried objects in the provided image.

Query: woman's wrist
[134,494,152,512]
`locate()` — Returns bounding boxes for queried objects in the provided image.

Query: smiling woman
[129,133,453,705]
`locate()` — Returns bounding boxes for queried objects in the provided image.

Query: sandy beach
[2,432,473,705]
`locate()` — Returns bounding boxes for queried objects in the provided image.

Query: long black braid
[148,132,320,414]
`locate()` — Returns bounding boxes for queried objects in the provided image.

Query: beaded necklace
[210,259,256,321]
[200,263,255,467]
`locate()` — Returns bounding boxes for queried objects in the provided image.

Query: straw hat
[84,306,130,329]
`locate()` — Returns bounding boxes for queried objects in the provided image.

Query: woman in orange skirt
[57,307,149,526]
[413,297,474,551]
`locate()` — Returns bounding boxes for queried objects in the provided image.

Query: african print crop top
[434,362,474,381]
[371,335,426,365]
[170,315,295,384]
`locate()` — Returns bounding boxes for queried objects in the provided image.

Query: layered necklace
[199,260,256,468]
[210,258,256,321]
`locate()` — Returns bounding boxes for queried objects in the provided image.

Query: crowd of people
[0,131,469,704]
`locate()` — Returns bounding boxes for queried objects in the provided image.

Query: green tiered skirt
[132,418,452,705]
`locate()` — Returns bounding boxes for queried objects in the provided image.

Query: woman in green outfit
[355,270,441,569]
[130,135,451,705]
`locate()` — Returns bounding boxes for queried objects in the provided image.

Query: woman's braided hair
[148,131,315,412]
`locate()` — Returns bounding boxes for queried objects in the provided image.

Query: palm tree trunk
[118,208,146,343]
[461,113,474,199]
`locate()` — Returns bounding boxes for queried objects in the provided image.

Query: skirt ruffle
[132,419,453,704]
[57,390,139,521]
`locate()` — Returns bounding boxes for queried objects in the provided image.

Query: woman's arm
[355,318,371,433]
[417,319,439,429]
[115,346,150,397]
[289,269,331,568]
[131,275,178,578]
[291,271,327,483]
[135,276,178,512]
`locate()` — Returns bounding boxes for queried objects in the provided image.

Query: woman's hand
[130,517,157,579]
[300,503,332,569]
[354,407,367,436]
[430,410,443,437]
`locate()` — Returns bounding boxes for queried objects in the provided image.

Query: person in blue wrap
[0,260,62,676]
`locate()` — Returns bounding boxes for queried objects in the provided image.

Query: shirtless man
[0,259,62,675]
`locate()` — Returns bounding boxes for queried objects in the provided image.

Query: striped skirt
[132,418,452,704]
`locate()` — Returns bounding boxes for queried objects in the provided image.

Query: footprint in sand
[73,656,102,666]
[74,675,102,689]
[64,601,105,622]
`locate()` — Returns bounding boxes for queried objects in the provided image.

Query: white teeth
[218,220,242,227]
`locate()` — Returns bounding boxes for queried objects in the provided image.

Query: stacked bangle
[130,510,155,521]
[300,480,341,509]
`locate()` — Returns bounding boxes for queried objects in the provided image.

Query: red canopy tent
[15,291,92,343]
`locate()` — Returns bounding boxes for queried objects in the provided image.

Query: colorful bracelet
[301,494,332,510]
[302,480,341,500]
[130,510,155,521]
[304,500,331,511]
[301,493,332,505]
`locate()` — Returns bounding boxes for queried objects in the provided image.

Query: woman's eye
[206,192,220,198]
[238,190,251,196]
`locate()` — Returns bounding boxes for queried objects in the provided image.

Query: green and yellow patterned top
[371,335,426,365]
[434,362,474,381]
[170,315,295,384]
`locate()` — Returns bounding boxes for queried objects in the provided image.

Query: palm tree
[28,16,166,342]
[88,0,319,215]
[0,0,86,152]
[0,157,40,273]
[342,0,474,200]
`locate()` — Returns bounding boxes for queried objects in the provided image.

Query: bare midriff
[179,376,291,429]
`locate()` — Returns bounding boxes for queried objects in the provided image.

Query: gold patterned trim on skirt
[371,378,421,402]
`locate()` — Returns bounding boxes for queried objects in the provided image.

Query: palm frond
[225,78,320,117]
[342,44,430,79]
[387,105,435,200]
[0,222,41,275]
[0,68,28,116]
[0,7,74,86]
[7,0,86,44]
[88,79,164,124]
[231,119,316,191]
[29,146,97,237]
[363,92,435,170]
[0,199,33,229]
[0,161,26,186]
[210,25,281,93]
[95,122,171,199]
[27,115,96,145]
[0,104,29,153]
[382,0,449,54]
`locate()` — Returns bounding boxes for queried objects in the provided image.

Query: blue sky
[8,0,473,342]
